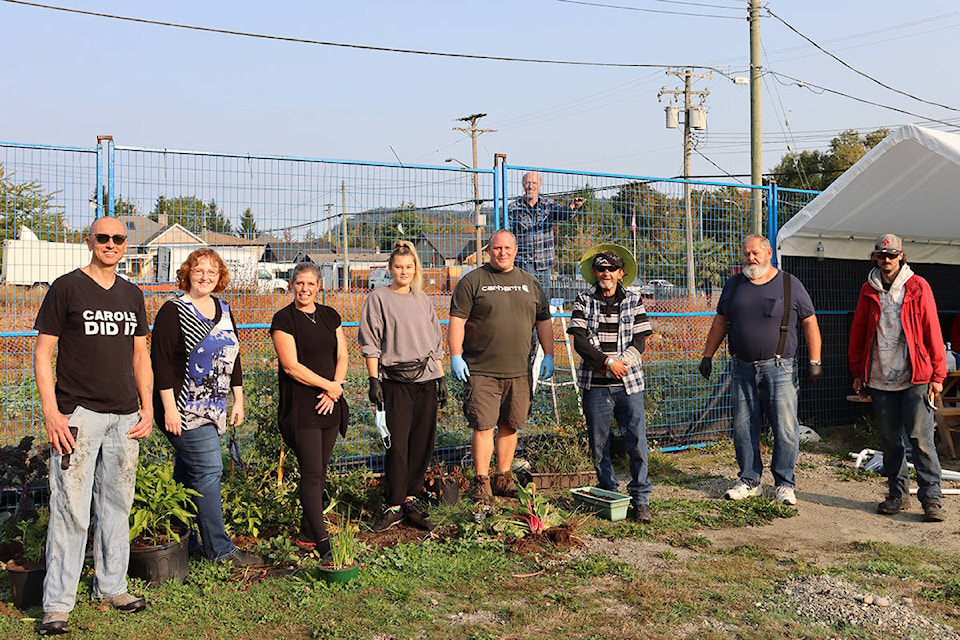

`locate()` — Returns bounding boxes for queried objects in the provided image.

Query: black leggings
[282,425,339,543]
[382,379,438,506]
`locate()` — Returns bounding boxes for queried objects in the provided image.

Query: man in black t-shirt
[698,235,822,508]
[33,216,153,635]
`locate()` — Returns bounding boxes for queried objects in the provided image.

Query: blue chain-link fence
[3,136,842,469]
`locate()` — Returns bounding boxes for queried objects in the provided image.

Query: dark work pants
[282,425,339,544]
[382,379,438,506]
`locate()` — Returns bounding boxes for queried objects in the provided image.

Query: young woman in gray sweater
[358,241,446,532]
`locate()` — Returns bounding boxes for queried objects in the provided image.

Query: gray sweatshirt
[358,287,444,382]
[867,264,913,391]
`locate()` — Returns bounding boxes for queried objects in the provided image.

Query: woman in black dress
[269,262,348,555]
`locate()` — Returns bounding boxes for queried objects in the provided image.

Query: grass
[3,438,960,639]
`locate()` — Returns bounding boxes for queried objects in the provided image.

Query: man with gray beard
[698,234,822,506]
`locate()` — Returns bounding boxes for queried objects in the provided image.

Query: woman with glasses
[151,248,261,565]
[359,242,445,532]
[270,262,348,555]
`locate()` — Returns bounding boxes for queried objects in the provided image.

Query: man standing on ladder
[568,245,655,523]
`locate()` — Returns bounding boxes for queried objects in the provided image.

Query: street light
[445,157,470,169]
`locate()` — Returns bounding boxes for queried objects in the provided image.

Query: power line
[553,0,741,19]
[765,70,959,129]
[1,0,726,71]
[766,8,960,114]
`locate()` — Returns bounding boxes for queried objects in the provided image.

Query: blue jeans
[164,424,236,561]
[730,357,800,488]
[44,406,140,613]
[868,384,942,505]
[515,261,552,301]
[582,386,652,505]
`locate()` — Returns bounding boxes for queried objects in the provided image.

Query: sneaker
[371,507,405,532]
[401,500,435,531]
[491,471,517,498]
[775,486,798,506]
[223,549,263,566]
[877,495,905,515]
[923,502,946,522]
[471,474,493,502]
[631,503,653,524]
[724,480,762,501]
[315,537,331,559]
[38,611,69,635]
[99,592,146,613]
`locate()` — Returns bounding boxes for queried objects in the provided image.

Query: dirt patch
[572,535,698,571]
[662,448,960,564]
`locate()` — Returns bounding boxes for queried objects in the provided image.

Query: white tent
[776,124,960,265]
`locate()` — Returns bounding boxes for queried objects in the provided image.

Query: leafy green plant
[129,462,200,544]
[13,507,48,564]
[493,482,563,538]
[253,535,301,567]
[329,509,362,570]
[523,424,593,474]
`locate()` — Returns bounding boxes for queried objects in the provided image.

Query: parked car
[648,279,676,297]
[256,267,288,293]
[369,268,392,289]
[628,280,656,297]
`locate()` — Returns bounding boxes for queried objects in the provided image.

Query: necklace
[302,309,317,324]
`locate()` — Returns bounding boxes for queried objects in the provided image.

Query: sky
[4,0,960,183]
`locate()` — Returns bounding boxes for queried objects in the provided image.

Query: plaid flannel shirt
[569,285,653,394]
[509,195,578,268]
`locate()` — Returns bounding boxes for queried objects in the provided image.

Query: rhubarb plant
[492,482,563,538]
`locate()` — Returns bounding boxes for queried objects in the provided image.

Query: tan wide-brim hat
[579,244,638,286]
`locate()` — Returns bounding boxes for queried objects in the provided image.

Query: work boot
[491,471,518,498]
[223,550,263,566]
[38,612,69,635]
[877,494,906,515]
[471,474,493,502]
[99,592,146,613]
[631,503,653,524]
[923,502,946,522]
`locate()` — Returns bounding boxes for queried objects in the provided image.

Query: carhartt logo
[882,238,891,245]
[522,284,529,292]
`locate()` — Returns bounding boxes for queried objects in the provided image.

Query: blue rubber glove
[540,354,555,380]
[450,354,470,382]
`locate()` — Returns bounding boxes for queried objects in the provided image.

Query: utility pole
[659,69,711,296]
[341,180,349,293]
[453,113,495,266]
[749,0,763,234]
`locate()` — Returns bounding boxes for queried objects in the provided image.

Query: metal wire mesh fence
[3,137,839,470]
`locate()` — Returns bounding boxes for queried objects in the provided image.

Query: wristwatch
[809,359,822,365]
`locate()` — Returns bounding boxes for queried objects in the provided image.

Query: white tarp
[776,124,960,265]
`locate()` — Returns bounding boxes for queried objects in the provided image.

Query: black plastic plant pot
[128,536,189,585]
[441,479,460,506]
[8,565,45,610]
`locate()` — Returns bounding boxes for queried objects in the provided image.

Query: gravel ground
[769,574,960,640]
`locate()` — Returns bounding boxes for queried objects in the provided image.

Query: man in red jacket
[849,233,946,522]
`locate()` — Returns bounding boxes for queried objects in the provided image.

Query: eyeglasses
[593,265,621,273]
[873,252,901,261]
[93,233,127,245]
[190,269,220,278]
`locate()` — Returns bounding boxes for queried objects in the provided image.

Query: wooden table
[935,370,960,458]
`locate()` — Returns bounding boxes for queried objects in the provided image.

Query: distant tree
[377,203,439,251]
[93,187,137,216]
[150,196,231,234]
[769,127,889,191]
[237,207,259,238]
[0,163,68,243]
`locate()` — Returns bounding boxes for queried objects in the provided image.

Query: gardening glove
[368,377,384,406]
[808,361,823,382]
[540,354,555,380]
[698,357,712,379]
[437,376,448,408]
[451,355,470,382]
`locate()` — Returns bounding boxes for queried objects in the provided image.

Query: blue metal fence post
[500,158,510,229]
[107,137,115,217]
[95,138,103,217]
[768,182,779,267]
[493,158,501,229]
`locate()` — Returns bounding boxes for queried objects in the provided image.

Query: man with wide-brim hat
[567,244,655,523]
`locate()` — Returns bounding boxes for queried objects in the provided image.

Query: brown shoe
[923,502,946,522]
[471,474,492,501]
[491,471,517,498]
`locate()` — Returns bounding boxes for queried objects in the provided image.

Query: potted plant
[522,423,597,490]
[313,510,362,584]
[422,462,468,505]
[5,508,48,610]
[127,461,199,585]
